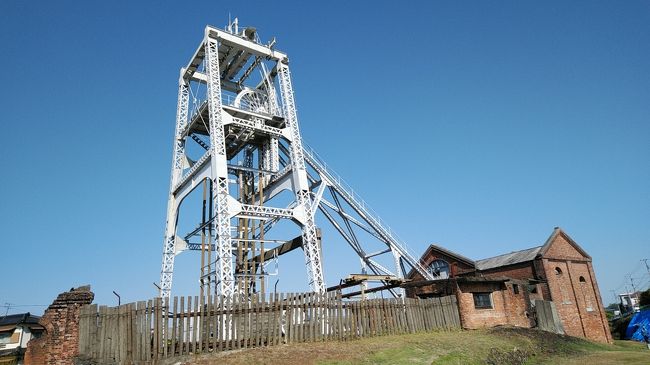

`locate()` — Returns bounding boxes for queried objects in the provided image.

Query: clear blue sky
[1,0,648,313]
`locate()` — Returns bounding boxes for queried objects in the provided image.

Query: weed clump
[485,347,531,365]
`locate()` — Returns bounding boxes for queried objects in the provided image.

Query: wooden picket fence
[78,292,460,364]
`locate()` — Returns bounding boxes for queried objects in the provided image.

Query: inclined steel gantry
[160,21,434,299]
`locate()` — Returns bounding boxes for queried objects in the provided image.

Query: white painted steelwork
[160,21,432,299]
[160,23,323,298]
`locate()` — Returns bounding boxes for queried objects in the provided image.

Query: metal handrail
[302,143,432,278]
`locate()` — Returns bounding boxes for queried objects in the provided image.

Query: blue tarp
[625,308,650,342]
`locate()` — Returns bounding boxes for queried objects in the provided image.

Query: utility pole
[2,303,11,318]
[630,276,638,294]
[610,290,623,314]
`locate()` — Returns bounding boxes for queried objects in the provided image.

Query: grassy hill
[169,327,649,365]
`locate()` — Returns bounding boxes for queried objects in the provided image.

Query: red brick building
[407,227,612,343]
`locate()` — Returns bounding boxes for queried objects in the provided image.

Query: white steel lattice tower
[160,23,325,298]
[160,22,435,300]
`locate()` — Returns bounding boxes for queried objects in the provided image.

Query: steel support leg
[206,35,235,298]
[160,74,190,298]
[277,62,325,293]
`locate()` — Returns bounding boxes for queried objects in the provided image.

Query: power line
[2,303,12,318]
[611,259,650,296]
[0,304,48,308]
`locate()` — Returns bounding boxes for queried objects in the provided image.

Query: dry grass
[165,327,650,365]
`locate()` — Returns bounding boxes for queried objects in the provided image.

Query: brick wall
[586,262,613,343]
[24,286,94,365]
[540,231,612,343]
[544,234,584,260]
[542,259,612,343]
[533,259,553,300]
[476,261,553,303]
[543,259,585,337]
[503,281,533,328]
[528,283,545,303]
[455,280,532,330]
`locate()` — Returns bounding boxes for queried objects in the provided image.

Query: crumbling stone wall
[24,285,94,365]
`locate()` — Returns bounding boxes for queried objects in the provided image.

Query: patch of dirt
[485,347,532,365]
[172,340,379,365]
[486,326,590,359]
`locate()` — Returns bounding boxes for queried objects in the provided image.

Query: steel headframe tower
[160,23,324,299]
[160,21,435,300]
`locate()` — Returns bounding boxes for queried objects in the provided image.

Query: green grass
[176,326,650,365]
[317,327,649,365]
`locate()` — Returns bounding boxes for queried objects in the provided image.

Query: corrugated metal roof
[475,246,542,271]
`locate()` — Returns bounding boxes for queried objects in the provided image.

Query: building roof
[0,312,41,327]
[411,227,590,278]
[475,246,542,271]
[455,276,512,283]
[406,244,475,280]
[426,244,475,266]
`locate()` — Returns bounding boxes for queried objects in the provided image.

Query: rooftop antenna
[226,15,238,34]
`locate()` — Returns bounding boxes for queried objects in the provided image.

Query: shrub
[639,289,650,307]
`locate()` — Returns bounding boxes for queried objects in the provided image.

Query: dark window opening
[427,259,450,279]
[513,284,520,294]
[417,293,439,299]
[0,331,13,345]
[554,267,562,276]
[473,293,492,309]
[579,276,586,283]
